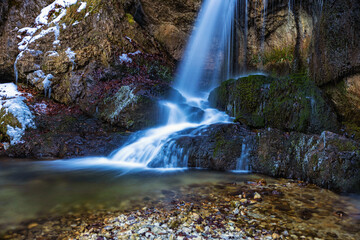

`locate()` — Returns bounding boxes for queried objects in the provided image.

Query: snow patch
[35,0,78,25]
[0,83,35,145]
[15,0,80,82]
[66,48,76,70]
[0,83,22,98]
[125,36,132,42]
[52,9,68,24]
[43,74,54,98]
[46,51,59,57]
[18,27,39,35]
[119,51,141,64]
[119,54,132,64]
[77,2,87,12]
[29,26,60,45]
[129,50,141,56]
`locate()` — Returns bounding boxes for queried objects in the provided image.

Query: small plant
[263,46,294,65]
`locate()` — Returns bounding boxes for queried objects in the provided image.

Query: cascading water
[234,139,251,173]
[175,0,240,95]
[106,0,242,169]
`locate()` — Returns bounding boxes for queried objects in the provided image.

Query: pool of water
[0,158,359,238]
[0,159,264,233]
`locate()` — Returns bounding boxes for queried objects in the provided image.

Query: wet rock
[96,83,187,130]
[148,123,257,170]
[252,128,360,193]
[5,111,130,159]
[254,192,261,200]
[209,74,339,134]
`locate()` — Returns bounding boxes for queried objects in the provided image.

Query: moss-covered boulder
[209,74,339,134]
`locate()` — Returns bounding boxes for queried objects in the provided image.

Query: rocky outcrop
[5,110,130,159]
[245,0,315,74]
[147,122,360,193]
[253,128,360,193]
[209,74,339,134]
[307,0,360,128]
[0,0,188,131]
[0,0,54,81]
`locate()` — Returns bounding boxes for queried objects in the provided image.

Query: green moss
[344,122,360,141]
[329,139,358,152]
[58,0,102,26]
[211,73,339,133]
[125,13,135,24]
[0,109,21,142]
[213,132,227,157]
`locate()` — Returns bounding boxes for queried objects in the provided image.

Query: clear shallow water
[1,159,360,239]
[0,160,259,233]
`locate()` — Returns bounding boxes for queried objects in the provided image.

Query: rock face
[324,74,360,126]
[209,74,339,134]
[309,0,360,86]
[140,0,201,60]
[253,128,360,193]
[5,110,130,159]
[308,0,360,127]
[246,0,315,74]
[157,123,360,193]
[0,0,194,131]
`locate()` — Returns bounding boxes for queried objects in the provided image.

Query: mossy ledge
[209,74,340,134]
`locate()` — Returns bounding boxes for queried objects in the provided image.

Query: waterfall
[108,0,241,168]
[233,138,251,172]
[175,0,240,96]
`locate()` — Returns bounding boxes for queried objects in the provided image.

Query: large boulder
[148,123,257,170]
[209,74,339,134]
[253,128,360,193]
[96,83,184,130]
